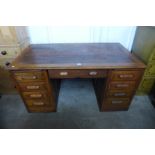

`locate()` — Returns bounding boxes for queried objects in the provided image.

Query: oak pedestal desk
[8,43,146,112]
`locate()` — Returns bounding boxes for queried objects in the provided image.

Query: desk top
[9,43,146,70]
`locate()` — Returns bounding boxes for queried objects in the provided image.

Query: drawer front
[109,81,136,90]
[48,69,107,78]
[22,91,48,100]
[102,104,129,111]
[106,90,133,98]
[104,98,130,106]
[25,99,51,106]
[19,82,46,91]
[13,71,46,82]
[144,64,155,76]
[0,47,20,58]
[110,70,142,81]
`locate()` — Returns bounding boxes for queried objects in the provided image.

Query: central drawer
[48,69,107,78]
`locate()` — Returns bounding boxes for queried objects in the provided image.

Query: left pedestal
[10,70,57,112]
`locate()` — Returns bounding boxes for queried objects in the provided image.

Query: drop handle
[33,102,44,105]
[119,74,133,78]
[1,51,7,55]
[60,72,68,76]
[32,76,37,79]
[89,71,97,75]
[20,76,37,80]
[112,100,123,104]
[26,86,40,89]
[114,93,126,96]
[30,94,42,98]
[116,84,129,88]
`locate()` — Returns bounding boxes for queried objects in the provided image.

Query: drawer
[110,70,142,81]
[25,99,50,107]
[106,90,133,98]
[109,81,136,90]
[48,69,107,78]
[19,82,46,91]
[13,71,46,82]
[0,47,20,58]
[22,91,48,100]
[144,64,155,76]
[104,98,130,106]
[102,103,129,111]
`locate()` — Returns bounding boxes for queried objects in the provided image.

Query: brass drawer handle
[30,94,42,98]
[26,85,40,89]
[89,71,97,75]
[33,101,44,105]
[32,76,37,79]
[114,93,126,96]
[60,72,68,76]
[112,100,123,104]
[116,84,129,88]
[19,75,37,80]
[119,74,133,78]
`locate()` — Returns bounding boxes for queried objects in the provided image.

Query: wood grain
[9,43,146,70]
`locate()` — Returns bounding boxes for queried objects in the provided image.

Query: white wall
[27,26,136,51]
